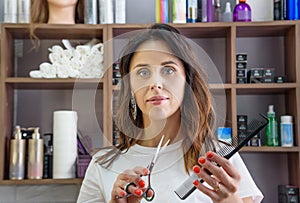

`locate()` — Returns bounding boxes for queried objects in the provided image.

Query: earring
[130,96,137,121]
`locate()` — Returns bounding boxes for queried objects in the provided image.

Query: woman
[30,0,84,24]
[77,24,263,203]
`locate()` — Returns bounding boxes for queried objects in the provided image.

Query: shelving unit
[0,21,299,202]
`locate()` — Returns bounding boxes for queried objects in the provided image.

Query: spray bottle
[265,105,279,146]
[27,127,44,179]
[9,125,26,180]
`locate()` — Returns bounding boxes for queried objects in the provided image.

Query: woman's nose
[150,82,162,90]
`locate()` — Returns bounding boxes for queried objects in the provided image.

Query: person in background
[30,0,84,24]
[77,23,263,203]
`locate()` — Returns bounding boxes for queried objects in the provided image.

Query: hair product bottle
[265,105,279,146]
[27,127,44,179]
[280,115,294,147]
[9,125,26,180]
[233,0,251,22]
[223,2,233,22]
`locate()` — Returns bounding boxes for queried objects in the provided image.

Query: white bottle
[223,2,233,22]
[280,115,294,147]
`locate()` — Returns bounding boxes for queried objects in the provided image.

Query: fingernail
[193,165,200,173]
[138,179,145,187]
[143,168,149,175]
[198,157,206,164]
[135,189,142,196]
[119,190,126,197]
[206,151,214,159]
[193,180,199,186]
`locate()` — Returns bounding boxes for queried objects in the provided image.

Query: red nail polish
[120,190,126,197]
[193,180,199,186]
[138,179,145,187]
[193,165,200,173]
[198,157,206,164]
[135,189,142,196]
[206,151,213,159]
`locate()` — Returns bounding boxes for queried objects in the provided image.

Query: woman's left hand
[192,151,243,203]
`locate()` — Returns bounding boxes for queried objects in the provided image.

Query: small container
[28,127,44,179]
[280,115,294,147]
[9,125,26,180]
[233,0,251,22]
[223,2,233,22]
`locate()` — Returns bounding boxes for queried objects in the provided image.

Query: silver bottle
[9,125,26,180]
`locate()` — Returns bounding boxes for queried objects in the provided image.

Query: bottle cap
[225,2,231,13]
[239,0,246,3]
[281,115,293,123]
[268,105,274,113]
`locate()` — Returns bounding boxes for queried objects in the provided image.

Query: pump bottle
[265,105,279,146]
[223,2,233,22]
[233,0,251,22]
[9,125,26,180]
[28,127,44,179]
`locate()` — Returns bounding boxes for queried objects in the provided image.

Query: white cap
[281,115,293,123]
[225,2,231,13]
[268,105,274,113]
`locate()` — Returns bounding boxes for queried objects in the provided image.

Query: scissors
[125,135,170,201]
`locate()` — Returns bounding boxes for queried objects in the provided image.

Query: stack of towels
[29,39,104,78]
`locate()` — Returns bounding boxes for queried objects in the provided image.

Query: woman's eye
[137,68,150,78]
[162,66,175,75]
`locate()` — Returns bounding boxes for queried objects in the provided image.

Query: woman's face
[129,40,186,121]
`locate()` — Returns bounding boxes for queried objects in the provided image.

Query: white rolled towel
[40,62,56,78]
[29,70,42,78]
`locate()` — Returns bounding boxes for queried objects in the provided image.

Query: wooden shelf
[241,146,300,153]
[0,178,82,185]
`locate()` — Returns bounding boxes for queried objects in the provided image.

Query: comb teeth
[174,114,268,200]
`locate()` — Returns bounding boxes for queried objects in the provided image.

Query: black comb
[174,114,269,200]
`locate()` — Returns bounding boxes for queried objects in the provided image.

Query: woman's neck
[47,4,76,24]
[138,110,183,147]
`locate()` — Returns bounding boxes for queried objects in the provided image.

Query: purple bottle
[233,0,251,22]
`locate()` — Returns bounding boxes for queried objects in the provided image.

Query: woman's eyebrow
[161,61,178,66]
[133,63,149,69]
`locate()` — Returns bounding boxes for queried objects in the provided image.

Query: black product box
[236,53,247,61]
[275,76,286,83]
[249,133,261,146]
[278,185,299,203]
[263,68,275,78]
[237,130,249,146]
[249,77,263,83]
[236,61,247,69]
[236,69,247,77]
[237,77,247,84]
[237,115,248,123]
[263,77,274,83]
[248,69,264,77]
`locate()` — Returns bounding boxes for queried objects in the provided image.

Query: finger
[206,151,239,178]
[193,179,224,202]
[193,164,224,193]
[125,182,143,197]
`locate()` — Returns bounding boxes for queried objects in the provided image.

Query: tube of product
[4,0,17,23]
[18,0,30,23]
[115,0,126,23]
[84,0,98,24]
[99,0,114,24]
[187,0,198,23]
[9,126,26,180]
[27,127,44,179]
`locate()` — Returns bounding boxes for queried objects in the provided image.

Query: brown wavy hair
[29,0,84,46]
[97,23,217,174]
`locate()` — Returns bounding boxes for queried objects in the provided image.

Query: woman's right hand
[110,166,150,203]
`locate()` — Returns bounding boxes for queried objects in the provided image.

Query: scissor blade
[152,135,165,164]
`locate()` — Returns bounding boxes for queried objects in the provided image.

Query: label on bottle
[237,11,251,21]
[280,123,293,147]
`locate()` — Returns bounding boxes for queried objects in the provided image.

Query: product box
[278,185,299,203]
[77,155,92,178]
[216,127,232,144]
[236,69,247,77]
[237,115,248,123]
[236,53,247,61]
[237,77,247,84]
[236,61,247,69]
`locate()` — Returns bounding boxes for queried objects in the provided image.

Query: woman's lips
[146,96,169,105]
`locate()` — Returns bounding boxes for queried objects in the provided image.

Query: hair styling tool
[174,114,269,200]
